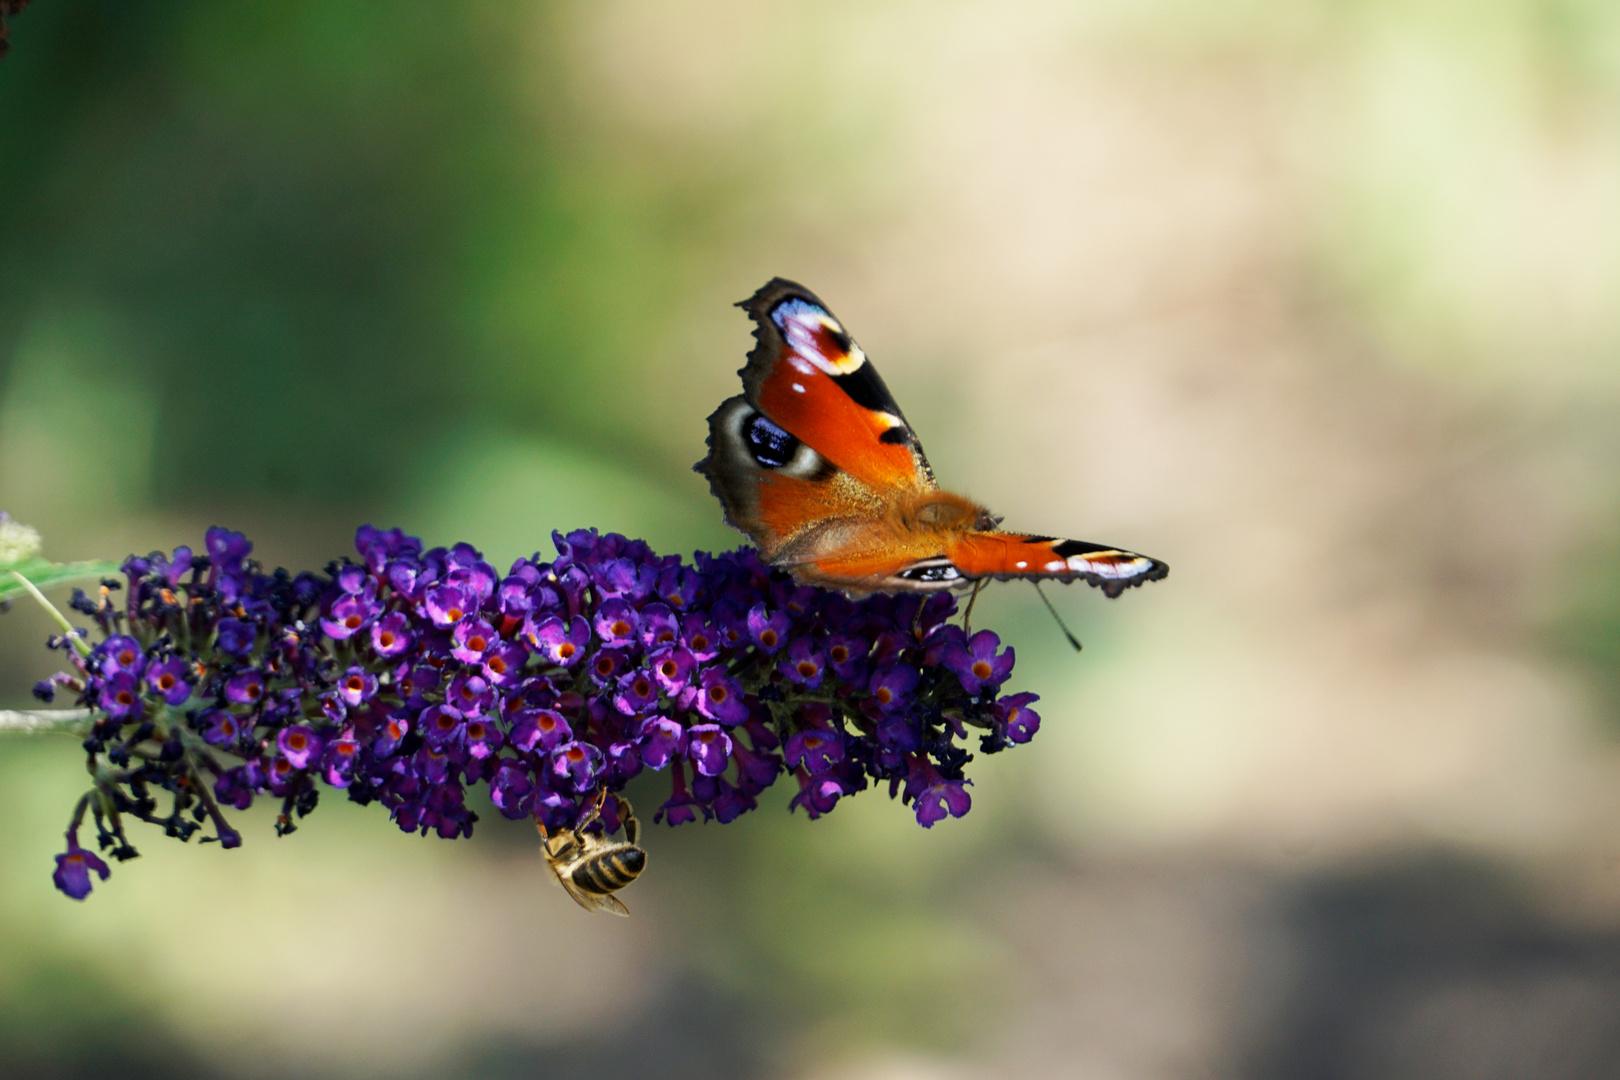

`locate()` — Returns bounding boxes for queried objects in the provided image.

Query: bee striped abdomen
[572,846,645,894]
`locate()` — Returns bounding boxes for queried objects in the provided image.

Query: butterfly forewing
[734,280,935,493]
[695,278,1169,598]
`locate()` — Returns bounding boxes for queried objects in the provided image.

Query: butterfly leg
[962,579,984,637]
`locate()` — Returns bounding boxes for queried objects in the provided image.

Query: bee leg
[574,790,604,837]
[616,796,640,846]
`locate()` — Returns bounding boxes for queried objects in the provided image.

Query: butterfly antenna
[1032,582,1083,653]
[962,579,984,637]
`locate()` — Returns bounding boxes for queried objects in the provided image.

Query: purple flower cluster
[37,526,1041,900]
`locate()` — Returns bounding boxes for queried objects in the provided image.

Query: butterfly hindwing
[945,534,1170,598]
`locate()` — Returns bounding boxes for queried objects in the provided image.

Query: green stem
[9,569,91,658]
[0,708,94,734]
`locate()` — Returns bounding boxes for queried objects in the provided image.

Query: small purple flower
[594,599,641,649]
[445,672,494,715]
[867,664,919,715]
[779,637,825,689]
[99,672,143,720]
[710,776,756,823]
[655,762,705,826]
[995,692,1041,744]
[510,708,570,752]
[825,633,869,682]
[420,705,465,750]
[785,727,844,773]
[334,564,370,595]
[423,583,475,627]
[323,736,362,787]
[789,771,846,819]
[215,618,256,658]
[276,726,324,770]
[550,741,604,792]
[639,603,680,650]
[321,593,377,640]
[681,614,721,661]
[686,723,734,777]
[596,557,655,600]
[489,759,536,819]
[224,670,265,706]
[214,760,265,810]
[451,617,498,664]
[648,647,695,695]
[370,612,414,658]
[373,713,411,757]
[613,669,660,716]
[198,709,243,747]
[98,636,145,677]
[336,666,378,708]
[524,614,589,668]
[481,642,527,685]
[463,715,504,760]
[588,648,630,687]
[143,658,192,706]
[658,565,701,611]
[944,630,1015,696]
[913,778,972,827]
[732,734,782,789]
[746,603,791,655]
[265,755,299,796]
[638,716,686,769]
[205,526,252,570]
[53,842,111,900]
[695,666,749,726]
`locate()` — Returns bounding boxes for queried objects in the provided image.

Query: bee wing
[551,867,632,916]
[589,891,631,917]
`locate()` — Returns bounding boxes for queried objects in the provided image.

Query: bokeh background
[5,1,1620,1077]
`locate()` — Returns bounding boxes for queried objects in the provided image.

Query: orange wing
[945,534,1169,599]
[695,278,1170,598]
[696,279,935,568]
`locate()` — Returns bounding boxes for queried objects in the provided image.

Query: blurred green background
[7,1,1620,1077]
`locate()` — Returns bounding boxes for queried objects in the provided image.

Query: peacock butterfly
[695,278,1168,598]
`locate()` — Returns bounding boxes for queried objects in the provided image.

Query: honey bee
[538,792,646,917]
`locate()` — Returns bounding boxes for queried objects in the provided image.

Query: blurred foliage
[0,0,732,509]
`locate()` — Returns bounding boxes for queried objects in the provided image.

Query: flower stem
[0,708,94,734]
[9,569,92,657]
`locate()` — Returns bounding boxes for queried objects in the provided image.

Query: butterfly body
[697,279,1168,597]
